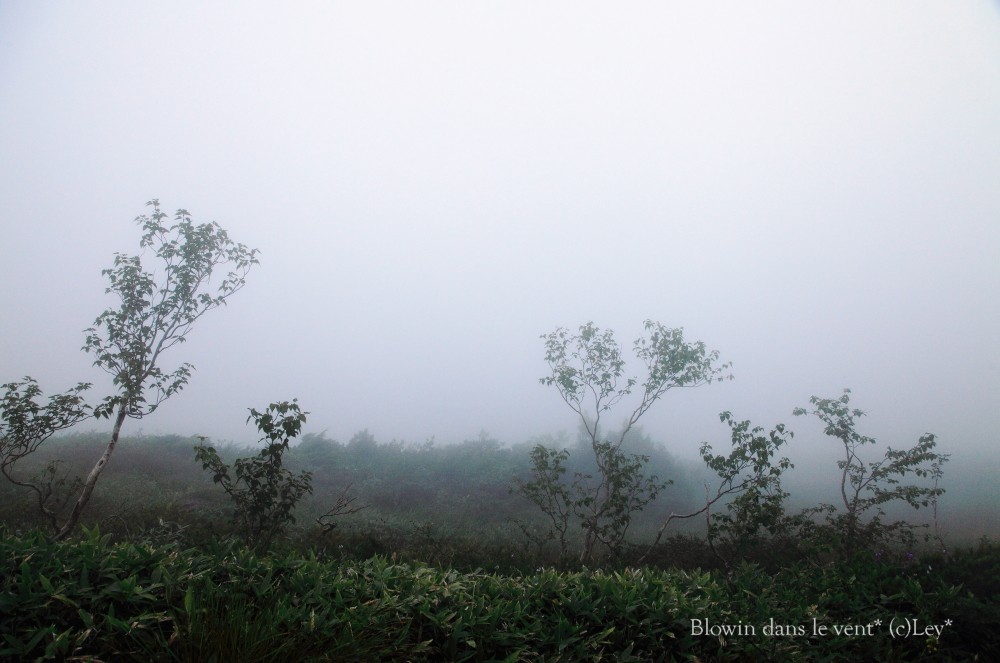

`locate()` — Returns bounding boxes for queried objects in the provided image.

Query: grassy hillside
[3,428,997,659]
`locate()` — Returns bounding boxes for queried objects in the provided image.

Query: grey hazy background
[2,2,998,482]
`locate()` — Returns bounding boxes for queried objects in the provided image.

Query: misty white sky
[2,2,999,475]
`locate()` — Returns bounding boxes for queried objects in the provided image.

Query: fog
[2,2,999,478]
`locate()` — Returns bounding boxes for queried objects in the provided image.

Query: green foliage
[514,437,671,562]
[511,445,573,557]
[0,526,176,661]
[2,528,996,661]
[585,441,667,551]
[539,321,732,434]
[67,200,258,539]
[83,200,259,419]
[793,389,949,561]
[639,412,795,566]
[704,413,795,566]
[1,200,258,540]
[0,378,91,530]
[195,401,311,551]
[527,321,730,563]
[1,418,979,576]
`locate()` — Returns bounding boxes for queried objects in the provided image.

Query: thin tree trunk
[580,528,596,564]
[55,403,128,540]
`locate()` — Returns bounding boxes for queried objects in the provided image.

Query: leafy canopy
[84,199,259,418]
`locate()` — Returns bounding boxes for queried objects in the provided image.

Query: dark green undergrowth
[2,528,997,662]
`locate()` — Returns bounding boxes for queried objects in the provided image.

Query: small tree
[518,321,732,563]
[636,412,794,565]
[793,388,948,561]
[0,200,258,539]
[511,445,573,558]
[0,378,92,530]
[195,401,312,551]
[702,413,795,567]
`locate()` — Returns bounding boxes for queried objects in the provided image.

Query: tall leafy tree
[1,200,258,539]
[520,321,732,563]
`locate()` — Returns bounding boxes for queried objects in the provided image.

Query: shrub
[194,401,312,551]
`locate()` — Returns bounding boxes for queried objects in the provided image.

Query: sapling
[793,389,948,561]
